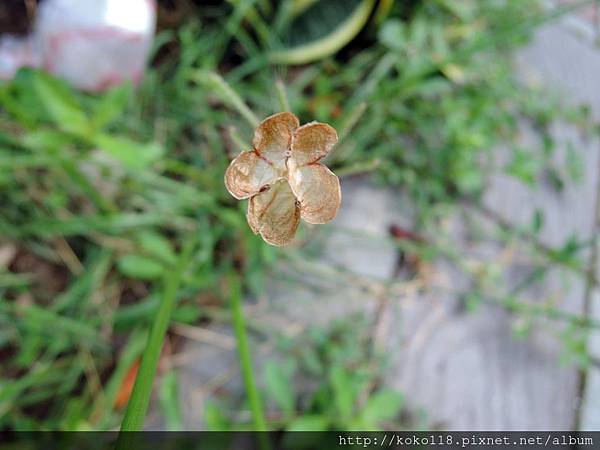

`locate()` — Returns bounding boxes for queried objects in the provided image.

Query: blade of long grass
[59,158,117,214]
[229,274,270,450]
[193,71,259,128]
[52,248,112,313]
[9,303,106,347]
[275,79,291,112]
[97,328,148,429]
[117,237,196,434]
[17,212,195,239]
[158,370,183,431]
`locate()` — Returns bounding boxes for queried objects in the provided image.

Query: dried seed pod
[247,180,300,246]
[290,122,338,165]
[224,151,280,200]
[287,160,341,225]
[253,112,300,169]
[224,112,341,246]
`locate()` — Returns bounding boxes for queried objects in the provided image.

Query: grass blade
[193,71,259,128]
[230,274,270,449]
[275,79,291,112]
[117,238,196,434]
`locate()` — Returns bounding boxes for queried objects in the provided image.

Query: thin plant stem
[229,126,250,153]
[574,143,600,429]
[329,102,368,164]
[229,274,270,449]
[335,158,381,177]
[338,101,367,142]
[275,79,291,112]
[117,238,196,437]
[193,71,259,128]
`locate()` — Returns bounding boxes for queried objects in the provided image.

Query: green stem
[228,126,250,153]
[275,79,291,112]
[335,158,381,177]
[338,102,367,142]
[117,239,196,435]
[230,274,269,447]
[193,71,259,128]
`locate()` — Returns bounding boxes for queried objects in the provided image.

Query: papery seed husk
[224,150,279,199]
[247,180,300,246]
[252,112,299,170]
[290,122,338,166]
[287,161,341,224]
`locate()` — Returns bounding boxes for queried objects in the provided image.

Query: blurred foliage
[0,0,598,432]
[206,316,405,434]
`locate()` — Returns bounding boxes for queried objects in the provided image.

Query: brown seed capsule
[224,112,341,246]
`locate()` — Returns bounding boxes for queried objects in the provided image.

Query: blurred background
[1,0,600,433]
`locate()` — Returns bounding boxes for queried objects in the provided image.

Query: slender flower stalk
[275,79,291,112]
[230,274,271,450]
[194,71,259,128]
[230,274,267,430]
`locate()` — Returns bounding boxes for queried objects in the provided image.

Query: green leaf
[359,389,403,425]
[263,360,296,418]
[137,231,177,265]
[283,416,330,449]
[329,366,354,420]
[1,68,55,127]
[565,142,584,182]
[203,401,231,431]
[33,71,89,136]
[286,415,329,431]
[117,255,165,280]
[379,19,405,51]
[0,85,35,128]
[21,130,72,152]
[93,134,164,169]
[532,209,544,233]
[159,371,183,431]
[92,83,132,130]
[465,292,483,313]
[171,304,203,324]
[506,148,541,185]
[512,318,532,340]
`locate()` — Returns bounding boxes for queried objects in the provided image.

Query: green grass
[119,239,197,433]
[0,0,599,433]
